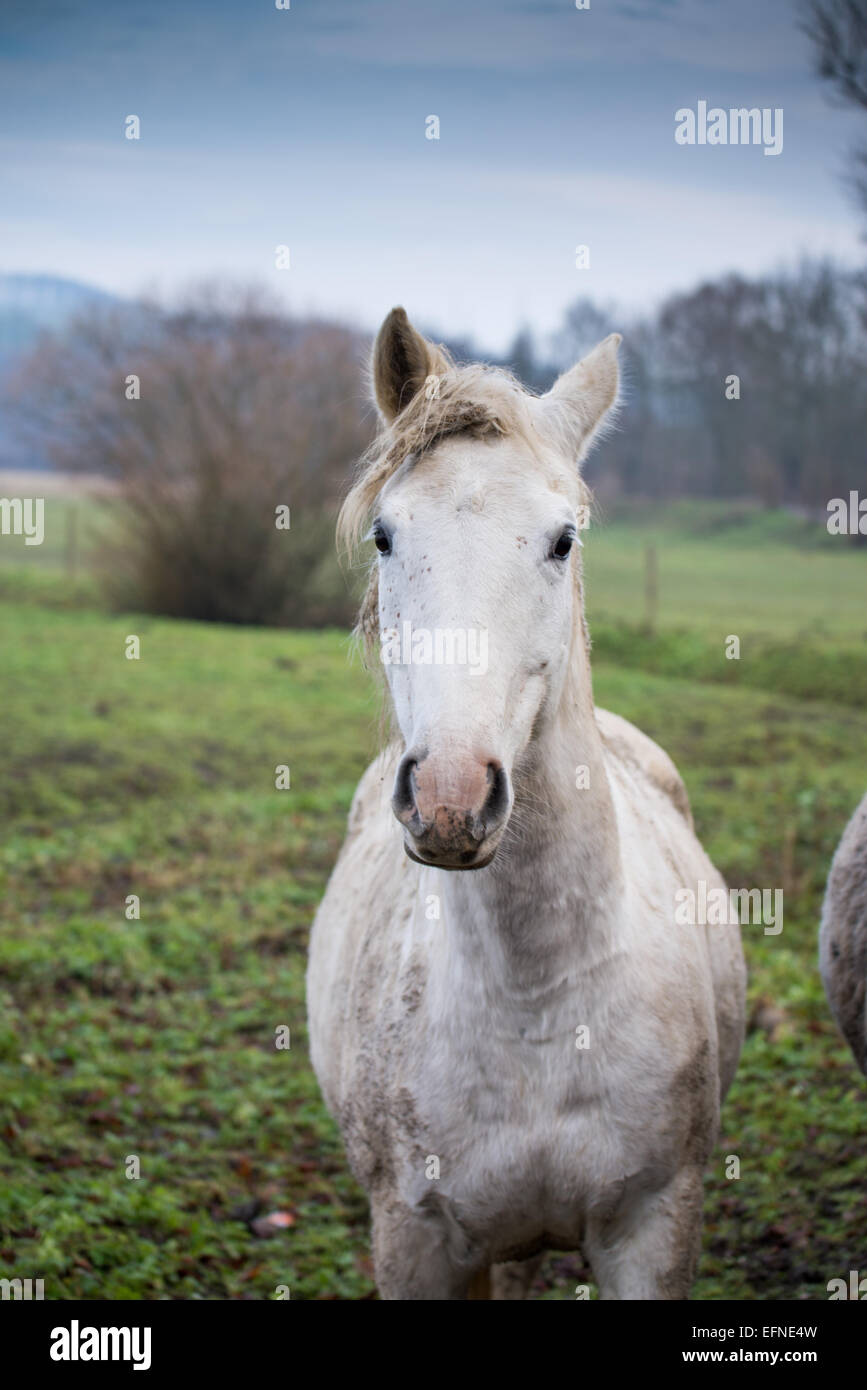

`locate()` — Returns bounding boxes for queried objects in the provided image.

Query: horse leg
[370,1194,486,1300]
[583,1167,704,1300]
[466,1269,491,1298]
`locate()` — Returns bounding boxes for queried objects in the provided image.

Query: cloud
[0,0,816,81]
[1,137,861,349]
[0,0,862,348]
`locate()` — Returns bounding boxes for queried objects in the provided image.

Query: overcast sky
[1,0,864,349]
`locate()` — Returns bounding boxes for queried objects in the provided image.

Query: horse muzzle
[391,747,512,870]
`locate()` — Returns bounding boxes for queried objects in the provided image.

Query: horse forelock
[338,361,537,547]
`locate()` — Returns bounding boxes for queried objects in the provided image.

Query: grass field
[1,498,866,1299]
[587,499,867,644]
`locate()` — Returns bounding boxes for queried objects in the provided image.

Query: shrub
[8,288,373,626]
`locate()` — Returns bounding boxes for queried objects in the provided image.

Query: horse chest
[390,1031,678,1252]
[337,880,721,1245]
[398,986,692,1216]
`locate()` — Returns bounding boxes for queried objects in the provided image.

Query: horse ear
[542,333,621,461]
[373,307,447,421]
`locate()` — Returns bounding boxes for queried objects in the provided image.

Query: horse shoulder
[345,742,402,840]
[595,706,745,1100]
[307,742,403,1110]
[594,706,693,828]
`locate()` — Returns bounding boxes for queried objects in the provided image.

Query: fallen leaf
[250,1210,296,1238]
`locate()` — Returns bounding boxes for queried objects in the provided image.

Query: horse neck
[438,643,625,994]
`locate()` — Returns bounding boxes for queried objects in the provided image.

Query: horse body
[820,791,867,1075]
[309,717,743,1298]
[307,308,746,1298]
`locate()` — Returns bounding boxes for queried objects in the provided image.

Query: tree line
[5,260,866,625]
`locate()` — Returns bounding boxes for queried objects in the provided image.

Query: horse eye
[373,523,392,556]
[551,530,574,560]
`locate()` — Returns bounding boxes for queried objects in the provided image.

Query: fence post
[65,501,79,581]
[644,541,657,634]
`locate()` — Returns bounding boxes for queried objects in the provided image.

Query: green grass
[0,495,108,572]
[0,610,380,1300]
[586,499,867,646]
[1,503,866,1299]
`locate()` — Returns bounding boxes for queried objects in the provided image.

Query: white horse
[307,308,746,1300]
[820,792,867,1076]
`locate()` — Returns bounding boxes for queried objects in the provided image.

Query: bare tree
[6,289,374,625]
[804,0,867,215]
[550,260,867,509]
[805,0,867,106]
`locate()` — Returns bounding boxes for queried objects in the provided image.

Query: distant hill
[0,274,119,368]
[0,274,120,469]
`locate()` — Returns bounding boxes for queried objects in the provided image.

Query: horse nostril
[481,761,509,832]
[392,751,422,828]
